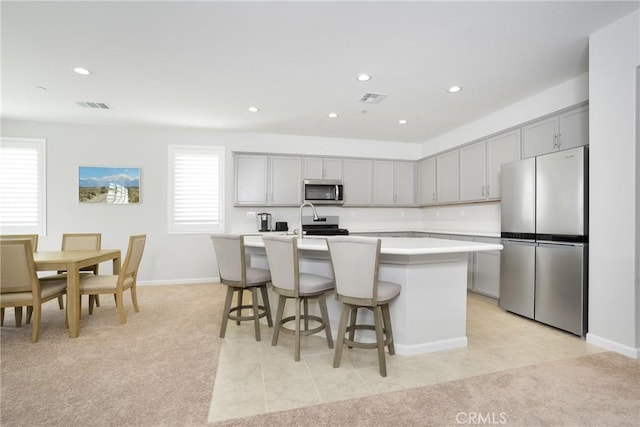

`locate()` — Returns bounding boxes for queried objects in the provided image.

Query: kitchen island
[244,235,503,356]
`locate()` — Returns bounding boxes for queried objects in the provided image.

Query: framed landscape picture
[78,166,140,204]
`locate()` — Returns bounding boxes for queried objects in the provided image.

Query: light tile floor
[207,292,605,423]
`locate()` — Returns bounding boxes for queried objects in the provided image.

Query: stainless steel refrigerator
[499,146,588,336]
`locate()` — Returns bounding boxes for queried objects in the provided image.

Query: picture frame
[78,166,140,204]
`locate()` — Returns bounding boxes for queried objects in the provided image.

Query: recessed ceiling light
[328,112,339,118]
[356,73,372,82]
[73,67,91,75]
[398,119,408,125]
[448,86,462,93]
[248,106,259,113]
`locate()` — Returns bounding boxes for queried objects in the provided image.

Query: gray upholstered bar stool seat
[211,234,273,341]
[327,236,401,377]
[262,235,334,361]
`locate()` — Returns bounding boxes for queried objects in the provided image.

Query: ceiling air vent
[76,101,111,110]
[358,93,387,104]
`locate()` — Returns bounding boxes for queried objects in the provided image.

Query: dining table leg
[66,263,80,338]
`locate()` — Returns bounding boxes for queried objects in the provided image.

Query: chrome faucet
[298,202,319,239]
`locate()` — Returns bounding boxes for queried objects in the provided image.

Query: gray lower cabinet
[449,235,474,290]
[473,237,501,298]
[450,235,501,298]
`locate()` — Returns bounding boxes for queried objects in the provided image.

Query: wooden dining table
[33,249,121,338]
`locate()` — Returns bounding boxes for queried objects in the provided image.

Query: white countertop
[244,235,502,255]
[348,229,501,238]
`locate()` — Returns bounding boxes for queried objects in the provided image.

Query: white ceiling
[2,1,638,144]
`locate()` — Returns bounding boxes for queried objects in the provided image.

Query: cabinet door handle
[481,186,485,197]
[486,185,491,197]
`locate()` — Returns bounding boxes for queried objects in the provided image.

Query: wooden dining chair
[78,235,146,324]
[40,233,103,314]
[0,234,39,327]
[0,239,67,342]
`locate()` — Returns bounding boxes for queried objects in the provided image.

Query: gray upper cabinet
[235,154,268,205]
[522,105,588,158]
[394,161,415,205]
[343,159,372,205]
[436,150,459,203]
[303,157,343,180]
[418,157,437,205]
[270,156,302,205]
[522,115,557,158]
[459,141,487,202]
[235,153,302,206]
[486,129,521,199]
[558,105,589,151]
[373,160,415,205]
[373,160,395,205]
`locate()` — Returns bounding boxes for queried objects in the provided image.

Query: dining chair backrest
[61,233,102,273]
[327,236,381,305]
[119,235,146,285]
[210,234,246,284]
[262,235,299,295]
[0,239,38,294]
[0,234,38,252]
[62,233,101,251]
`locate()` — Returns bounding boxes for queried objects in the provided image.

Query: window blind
[169,145,225,234]
[0,138,46,235]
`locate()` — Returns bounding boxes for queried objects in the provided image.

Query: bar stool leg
[220,286,234,338]
[319,295,333,349]
[272,295,286,346]
[382,303,395,355]
[333,304,350,368]
[250,287,261,341]
[294,298,302,361]
[374,305,387,377]
[259,285,273,327]
[236,290,243,325]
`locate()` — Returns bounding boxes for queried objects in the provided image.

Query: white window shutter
[169,145,225,234]
[0,138,46,235]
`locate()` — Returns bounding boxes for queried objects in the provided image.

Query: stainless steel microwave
[303,179,344,205]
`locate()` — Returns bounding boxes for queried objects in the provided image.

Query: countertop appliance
[301,215,349,236]
[303,179,344,205]
[500,146,588,336]
[257,212,272,232]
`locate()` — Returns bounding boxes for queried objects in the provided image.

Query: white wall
[587,10,640,358]
[0,119,422,283]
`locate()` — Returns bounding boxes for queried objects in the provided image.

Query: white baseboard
[586,333,640,359]
[395,336,468,356]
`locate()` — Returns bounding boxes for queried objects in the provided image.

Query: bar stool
[210,234,273,341]
[262,235,334,361]
[327,236,401,377]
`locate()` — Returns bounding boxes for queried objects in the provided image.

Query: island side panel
[379,254,469,355]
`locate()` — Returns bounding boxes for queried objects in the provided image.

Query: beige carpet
[1,283,639,426]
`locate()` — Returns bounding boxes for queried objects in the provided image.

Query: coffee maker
[256,212,272,232]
